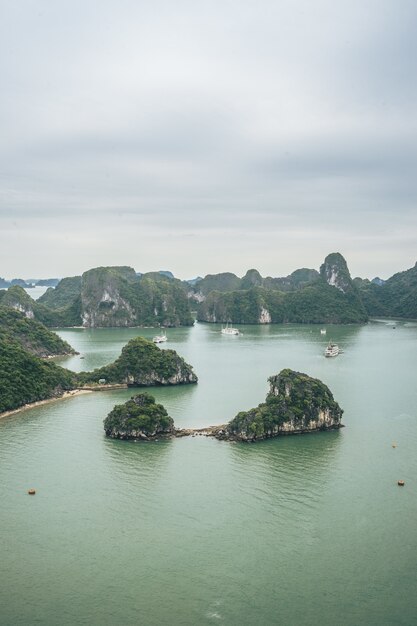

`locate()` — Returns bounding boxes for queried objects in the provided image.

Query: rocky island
[104,393,175,440]
[218,369,344,441]
[77,337,198,387]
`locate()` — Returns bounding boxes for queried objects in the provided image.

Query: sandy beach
[0,389,93,420]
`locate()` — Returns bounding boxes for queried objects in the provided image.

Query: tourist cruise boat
[324,342,339,357]
[221,324,240,336]
[153,331,167,343]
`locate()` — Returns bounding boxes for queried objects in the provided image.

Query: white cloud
[0,0,416,278]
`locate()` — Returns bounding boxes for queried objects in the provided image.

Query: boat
[221,323,240,336]
[153,331,167,343]
[324,342,339,357]
[320,329,326,335]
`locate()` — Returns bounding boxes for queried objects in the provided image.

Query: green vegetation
[0,321,196,414]
[77,337,197,386]
[198,281,367,324]
[194,272,241,295]
[1,267,194,328]
[0,285,81,327]
[0,308,78,412]
[0,307,76,357]
[104,393,174,439]
[191,267,319,298]
[227,369,343,441]
[38,276,82,309]
[356,262,417,319]
[0,337,77,413]
[197,253,368,324]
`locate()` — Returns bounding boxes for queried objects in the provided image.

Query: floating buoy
[28,488,36,495]
[398,480,405,486]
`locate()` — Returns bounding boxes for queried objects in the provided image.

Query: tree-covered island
[104,393,175,440]
[77,337,197,387]
[217,369,344,441]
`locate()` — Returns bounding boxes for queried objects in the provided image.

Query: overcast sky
[1,0,416,280]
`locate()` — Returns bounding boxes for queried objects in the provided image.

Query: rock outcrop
[104,393,175,440]
[221,369,343,441]
[320,252,354,293]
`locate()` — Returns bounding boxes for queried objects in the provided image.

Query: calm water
[1,321,417,625]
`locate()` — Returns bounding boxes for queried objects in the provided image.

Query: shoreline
[0,389,92,420]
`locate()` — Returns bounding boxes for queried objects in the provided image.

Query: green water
[1,321,417,625]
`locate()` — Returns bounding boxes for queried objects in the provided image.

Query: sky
[1,0,416,281]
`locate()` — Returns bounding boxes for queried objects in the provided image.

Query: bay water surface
[1,321,416,625]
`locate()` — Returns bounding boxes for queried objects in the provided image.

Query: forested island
[104,393,175,440]
[217,369,344,441]
[77,337,197,387]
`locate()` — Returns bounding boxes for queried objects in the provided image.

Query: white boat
[324,342,339,357]
[221,324,240,336]
[153,331,167,343]
[320,329,326,335]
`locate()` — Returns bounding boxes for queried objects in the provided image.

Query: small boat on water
[221,323,240,336]
[324,342,340,357]
[320,329,326,335]
[153,331,167,343]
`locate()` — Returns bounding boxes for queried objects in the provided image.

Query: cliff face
[80,266,137,327]
[320,252,353,293]
[37,266,194,328]
[104,393,174,440]
[224,369,343,441]
[78,267,194,328]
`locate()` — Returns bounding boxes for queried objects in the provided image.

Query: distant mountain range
[1,254,416,326]
[0,277,61,289]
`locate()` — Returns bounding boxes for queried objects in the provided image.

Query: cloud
[0,0,416,279]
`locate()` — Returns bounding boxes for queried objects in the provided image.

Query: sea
[1,320,416,625]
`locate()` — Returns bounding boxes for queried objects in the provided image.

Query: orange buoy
[397,480,405,486]
[28,488,36,495]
